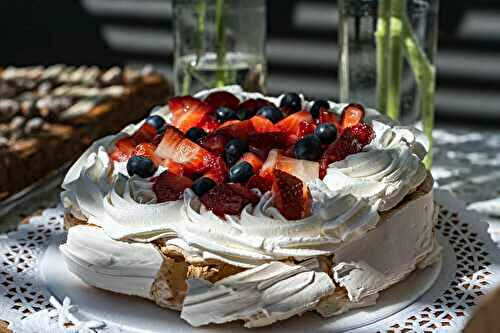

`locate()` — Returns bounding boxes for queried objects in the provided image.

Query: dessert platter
[0,65,172,201]
[56,86,442,329]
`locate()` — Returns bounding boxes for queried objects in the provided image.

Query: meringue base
[60,173,440,327]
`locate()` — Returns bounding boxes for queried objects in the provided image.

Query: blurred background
[1,0,498,127]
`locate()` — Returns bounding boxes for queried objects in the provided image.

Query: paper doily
[0,189,499,333]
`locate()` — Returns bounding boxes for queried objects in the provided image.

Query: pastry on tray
[59,86,441,328]
[0,65,172,200]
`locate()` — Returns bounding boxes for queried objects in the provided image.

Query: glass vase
[338,0,439,167]
[173,0,267,95]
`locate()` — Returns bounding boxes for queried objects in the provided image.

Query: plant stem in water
[401,14,436,168]
[375,0,391,114]
[215,0,227,87]
[387,0,405,120]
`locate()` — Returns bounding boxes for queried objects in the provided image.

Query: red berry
[319,131,364,179]
[204,91,240,110]
[246,175,272,193]
[239,98,273,112]
[272,169,312,220]
[238,152,263,173]
[200,183,259,217]
[153,171,193,203]
[216,119,255,140]
[276,111,313,137]
[340,103,365,128]
[168,96,214,133]
[297,120,316,139]
[249,116,278,133]
[202,156,228,184]
[114,137,136,159]
[198,132,232,155]
[134,143,161,166]
[345,122,375,146]
[318,110,340,128]
[160,159,186,177]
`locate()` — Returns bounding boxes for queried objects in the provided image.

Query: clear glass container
[173,0,267,95]
[339,0,439,166]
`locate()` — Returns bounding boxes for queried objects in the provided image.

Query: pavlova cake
[59,86,441,328]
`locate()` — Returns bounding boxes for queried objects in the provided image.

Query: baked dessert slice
[59,86,441,328]
[0,65,172,200]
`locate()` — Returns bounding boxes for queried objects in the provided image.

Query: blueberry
[127,156,157,178]
[294,135,322,161]
[191,177,216,196]
[229,162,254,183]
[224,138,248,165]
[256,105,284,123]
[186,127,207,142]
[315,123,338,144]
[280,93,302,113]
[215,107,237,123]
[236,108,253,120]
[145,115,166,130]
[310,100,329,119]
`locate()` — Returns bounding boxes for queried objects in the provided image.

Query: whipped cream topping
[180,258,335,328]
[180,184,379,268]
[60,225,163,300]
[323,120,428,211]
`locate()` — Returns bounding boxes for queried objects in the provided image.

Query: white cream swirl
[323,121,428,211]
[181,183,379,268]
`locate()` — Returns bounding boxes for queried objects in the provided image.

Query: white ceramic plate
[41,237,442,333]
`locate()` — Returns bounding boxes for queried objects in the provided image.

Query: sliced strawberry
[198,115,219,133]
[246,175,273,193]
[198,132,232,155]
[272,169,312,220]
[319,131,364,179]
[340,103,365,128]
[132,123,157,143]
[173,108,212,133]
[247,132,288,150]
[216,120,255,140]
[153,171,193,203]
[134,143,162,166]
[110,149,129,162]
[319,109,341,128]
[168,96,210,118]
[204,91,240,110]
[345,122,375,146]
[202,156,228,184]
[169,96,214,133]
[201,183,258,216]
[297,120,316,139]
[160,158,186,177]
[259,149,280,181]
[155,126,209,171]
[239,152,263,173]
[276,111,313,137]
[249,116,278,133]
[114,137,136,159]
[239,98,273,112]
[275,154,319,184]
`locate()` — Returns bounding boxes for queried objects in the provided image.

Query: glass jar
[173,0,267,95]
[338,0,439,166]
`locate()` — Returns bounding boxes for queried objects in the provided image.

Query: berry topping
[185,127,207,142]
[246,175,273,193]
[236,108,253,120]
[315,123,338,144]
[133,143,161,165]
[297,120,317,139]
[160,158,185,176]
[127,156,157,178]
[204,91,240,110]
[203,156,229,184]
[276,111,313,137]
[318,109,340,127]
[198,132,232,155]
[113,137,136,160]
[294,135,322,161]
[216,119,254,140]
[256,105,284,123]
[250,115,279,133]
[310,100,329,119]
[319,130,364,178]
[272,169,312,220]
[239,98,273,112]
[169,96,213,133]
[238,152,263,173]
[200,183,259,216]
[260,150,319,184]
[153,171,193,203]
[224,138,248,166]
[215,107,238,123]
[344,122,375,146]
[229,161,254,183]
[145,115,166,131]
[132,123,157,143]
[280,92,302,114]
[341,103,365,128]
[191,177,216,196]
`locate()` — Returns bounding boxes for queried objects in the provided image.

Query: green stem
[375,0,391,114]
[215,0,227,87]
[401,14,436,168]
[387,0,405,120]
